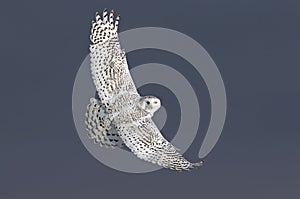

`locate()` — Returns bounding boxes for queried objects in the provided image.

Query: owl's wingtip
[191,160,205,168]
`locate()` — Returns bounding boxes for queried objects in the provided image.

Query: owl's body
[85,9,204,171]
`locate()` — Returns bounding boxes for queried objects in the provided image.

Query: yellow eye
[153,101,158,104]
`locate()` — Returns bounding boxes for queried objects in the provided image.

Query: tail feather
[85,98,124,147]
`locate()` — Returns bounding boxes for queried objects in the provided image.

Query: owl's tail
[85,98,124,147]
[90,8,120,45]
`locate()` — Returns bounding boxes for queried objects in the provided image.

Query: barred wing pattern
[117,118,203,170]
[89,9,139,113]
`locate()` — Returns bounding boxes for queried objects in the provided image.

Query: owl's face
[138,96,161,116]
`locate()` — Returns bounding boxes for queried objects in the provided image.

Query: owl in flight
[85,9,204,171]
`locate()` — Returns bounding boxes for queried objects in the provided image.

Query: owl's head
[138,96,161,116]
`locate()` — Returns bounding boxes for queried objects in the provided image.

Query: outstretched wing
[117,118,204,171]
[89,9,139,112]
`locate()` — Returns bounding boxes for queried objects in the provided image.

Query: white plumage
[85,9,203,171]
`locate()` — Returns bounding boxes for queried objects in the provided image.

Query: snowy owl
[85,9,204,171]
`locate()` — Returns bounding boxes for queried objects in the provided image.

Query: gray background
[0,0,299,198]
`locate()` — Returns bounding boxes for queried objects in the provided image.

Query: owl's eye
[153,101,158,104]
[146,101,150,105]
